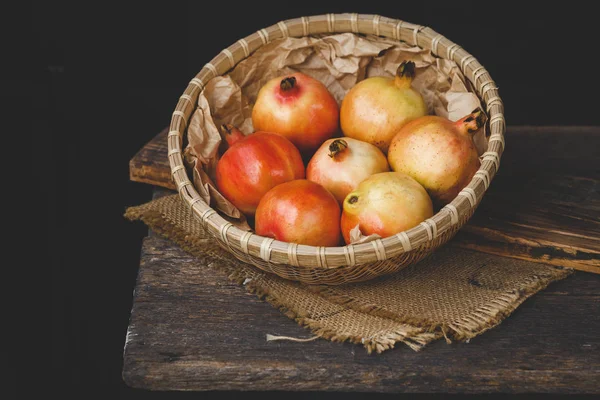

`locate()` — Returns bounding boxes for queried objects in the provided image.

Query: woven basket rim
[167,13,505,271]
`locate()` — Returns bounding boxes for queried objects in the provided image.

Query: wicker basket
[167,13,505,285]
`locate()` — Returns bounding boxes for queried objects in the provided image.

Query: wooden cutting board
[130,126,600,274]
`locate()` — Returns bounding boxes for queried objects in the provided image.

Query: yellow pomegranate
[388,108,487,206]
[306,138,390,204]
[340,172,433,244]
[340,61,427,154]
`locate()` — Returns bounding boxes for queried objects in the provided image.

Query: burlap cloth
[125,194,572,353]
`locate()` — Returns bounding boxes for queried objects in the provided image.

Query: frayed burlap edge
[124,204,440,353]
[308,263,573,343]
[228,269,441,353]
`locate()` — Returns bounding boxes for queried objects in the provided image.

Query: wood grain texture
[452,126,599,273]
[129,127,176,189]
[122,226,599,393]
[128,126,600,273]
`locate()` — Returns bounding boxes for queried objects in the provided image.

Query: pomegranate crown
[463,107,488,133]
[280,76,297,91]
[455,107,488,136]
[328,139,349,158]
[396,60,416,79]
[221,124,233,134]
[221,124,246,146]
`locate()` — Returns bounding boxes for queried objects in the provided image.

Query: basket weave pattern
[167,14,505,285]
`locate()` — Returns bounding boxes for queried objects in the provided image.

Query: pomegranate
[251,72,339,154]
[387,108,487,206]
[306,138,390,204]
[341,172,433,244]
[340,60,427,154]
[215,125,305,216]
[255,180,341,247]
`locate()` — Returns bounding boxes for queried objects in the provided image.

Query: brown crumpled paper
[348,224,382,244]
[185,33,486,232]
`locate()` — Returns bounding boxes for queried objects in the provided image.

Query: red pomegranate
[215,125,305,216]
[252,72,339,154]
[255,180,341,247]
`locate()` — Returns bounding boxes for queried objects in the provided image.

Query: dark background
[33,0,597,399]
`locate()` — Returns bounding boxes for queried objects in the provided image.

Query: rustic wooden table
[123,126,599,394]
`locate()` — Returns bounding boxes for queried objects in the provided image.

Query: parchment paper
[185,33,486,230]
